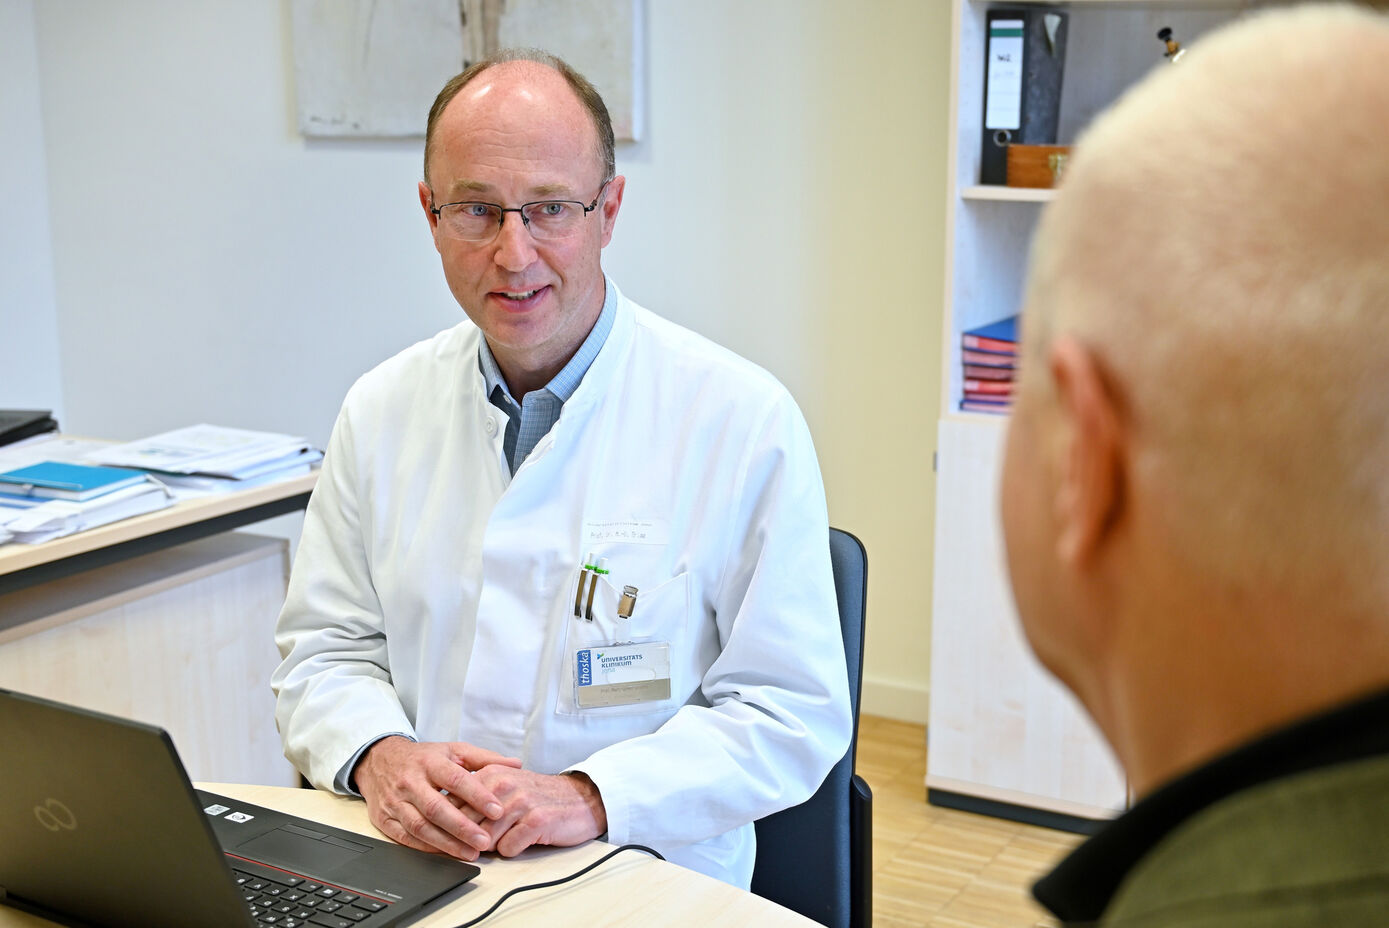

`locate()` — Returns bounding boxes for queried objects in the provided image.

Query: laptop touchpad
[237,827,367,871]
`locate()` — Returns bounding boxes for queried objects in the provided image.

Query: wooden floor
[856,715,1083,928]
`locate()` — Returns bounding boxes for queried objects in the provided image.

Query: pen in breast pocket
[584,557,608,621]
[574,552,596,618]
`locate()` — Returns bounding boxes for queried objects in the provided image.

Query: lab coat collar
[459,277,636,481]
[462,276,633,412]
[554,276,636,418]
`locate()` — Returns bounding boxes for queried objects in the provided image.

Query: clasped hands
[353,736,607,861]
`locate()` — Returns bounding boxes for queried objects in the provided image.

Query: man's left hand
[455,767,607,857]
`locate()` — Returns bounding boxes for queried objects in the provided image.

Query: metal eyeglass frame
[430,178,613,241]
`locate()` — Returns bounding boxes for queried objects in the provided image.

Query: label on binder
[985,19,1025,130]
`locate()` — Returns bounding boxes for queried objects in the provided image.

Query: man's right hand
[353,736,521,860]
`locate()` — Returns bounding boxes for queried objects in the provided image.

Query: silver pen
[574,551,596,618]
[584,556,608,621]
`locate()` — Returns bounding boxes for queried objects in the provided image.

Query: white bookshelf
[961,185,1056,202]
[927,0,1257,829]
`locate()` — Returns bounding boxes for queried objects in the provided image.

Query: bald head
[1003,4,1389,794]
[1022,4,1389,602]
[423,50,615,190]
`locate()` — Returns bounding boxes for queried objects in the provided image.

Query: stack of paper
[0,461,174,545]
[87,424,323,492]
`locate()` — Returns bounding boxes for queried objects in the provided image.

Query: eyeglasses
[430,179,612,243]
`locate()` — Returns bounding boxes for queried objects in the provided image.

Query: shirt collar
[477,279,617,405]
[1034,686,1389,923]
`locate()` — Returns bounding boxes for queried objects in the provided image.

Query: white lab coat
[272,283,851,886]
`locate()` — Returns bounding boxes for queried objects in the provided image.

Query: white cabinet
[928,417,1125,824]
[0,533,297,787]
[928,0,1253,829]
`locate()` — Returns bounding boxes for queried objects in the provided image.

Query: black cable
[451,844,665,928]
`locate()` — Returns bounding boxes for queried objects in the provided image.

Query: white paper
[0,436,116,473]
[87,424,316,478]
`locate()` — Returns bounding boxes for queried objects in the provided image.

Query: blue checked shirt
[478,283,616,475]
[332,283,618,794]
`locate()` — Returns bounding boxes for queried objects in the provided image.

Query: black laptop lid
[0,688,252,928]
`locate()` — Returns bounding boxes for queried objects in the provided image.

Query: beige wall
[22,0,951,722]
[813,4,948,722]
[607,3,952,721]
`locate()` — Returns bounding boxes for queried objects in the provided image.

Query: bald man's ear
[1048,336,1125,566]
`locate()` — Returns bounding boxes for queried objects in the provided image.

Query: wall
[0,0,64,417]
[25,0,949,722]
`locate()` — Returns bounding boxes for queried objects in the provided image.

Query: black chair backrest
[750,527,869,928]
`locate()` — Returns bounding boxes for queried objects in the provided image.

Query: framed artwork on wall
[290,0,643,141]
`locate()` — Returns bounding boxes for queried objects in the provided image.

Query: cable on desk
[451,844,665,927]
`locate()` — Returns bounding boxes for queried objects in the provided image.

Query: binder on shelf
[980,8,1069,185]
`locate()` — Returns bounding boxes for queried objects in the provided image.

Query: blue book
[0,461,149,502]
[961,315,1019,350]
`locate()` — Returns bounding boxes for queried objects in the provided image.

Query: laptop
[0,688,479,928]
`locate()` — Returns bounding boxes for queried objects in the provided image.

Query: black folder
[980,8,1069,185]
[0,409,58,447]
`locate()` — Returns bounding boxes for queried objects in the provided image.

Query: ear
[1047,335,1126,566]
[418,181,441,247]
[598,175,626,247]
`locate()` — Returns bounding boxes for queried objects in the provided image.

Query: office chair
[751,527,871,928]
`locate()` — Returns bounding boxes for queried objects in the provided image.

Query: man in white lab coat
[271,50,851,887]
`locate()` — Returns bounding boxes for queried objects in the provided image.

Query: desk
[0,472,317,785]
[0,783,818,928]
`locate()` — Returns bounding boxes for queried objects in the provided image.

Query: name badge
[582,519,670,547]
[574,642,672,709]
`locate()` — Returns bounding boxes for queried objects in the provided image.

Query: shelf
[944,409,1011,424]
[961,185,1056,203]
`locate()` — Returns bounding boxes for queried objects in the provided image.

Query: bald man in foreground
[1002,5,1389,925]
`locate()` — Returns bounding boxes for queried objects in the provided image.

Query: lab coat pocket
[555,570,689,718]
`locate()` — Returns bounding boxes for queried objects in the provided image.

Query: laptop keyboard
[232,861,392,927]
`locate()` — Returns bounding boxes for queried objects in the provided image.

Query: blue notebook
[0,461,149,502]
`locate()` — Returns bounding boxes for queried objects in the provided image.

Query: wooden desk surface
[0,783,816,928]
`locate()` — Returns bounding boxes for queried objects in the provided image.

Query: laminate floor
[856,715,1084,928]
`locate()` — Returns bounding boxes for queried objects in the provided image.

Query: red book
[961,334,1016,354]
[961,316,1018,354]
[962,348,1016,367]
[964,379,1013,396]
